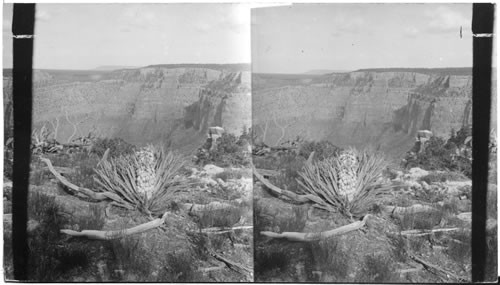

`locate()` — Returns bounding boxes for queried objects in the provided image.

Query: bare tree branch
[97,148,110,167]
[408,253,466,282]
[61,212,169,240]
[40,157,133,209]
[260,214,372,242]
[208,250,252,277]
[253,165,325,205]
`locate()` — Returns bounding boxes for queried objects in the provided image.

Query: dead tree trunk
[260,214,372,242]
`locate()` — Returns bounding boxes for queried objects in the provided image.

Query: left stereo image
[2,3,253,282]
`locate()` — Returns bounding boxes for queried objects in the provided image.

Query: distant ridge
[93,65,140,71]
[304,69,350,75]
[354,67,472,76]
[144,63,251,72]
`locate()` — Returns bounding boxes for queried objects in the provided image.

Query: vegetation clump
[91,137,136,159]
[298,140,342,162]
[94,145,190,216]
[403,126,473,178]
[194,131,251,167]
[358,254,397,282]
[298,147,391,218]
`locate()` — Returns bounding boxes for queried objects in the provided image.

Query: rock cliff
[3,65,251,153]
[252,69,496,157]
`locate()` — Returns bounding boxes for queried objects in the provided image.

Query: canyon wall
[253,70,494,158]
[3,65,251,153]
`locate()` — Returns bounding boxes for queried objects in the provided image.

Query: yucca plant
[94,145,190,216]
[297,147,392,218]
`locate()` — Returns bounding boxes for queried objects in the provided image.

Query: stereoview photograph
[3,3,253,281]
[251,3,496,282]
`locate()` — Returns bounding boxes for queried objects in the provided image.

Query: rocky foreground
[254,166,497,282]
[3,155,253,282]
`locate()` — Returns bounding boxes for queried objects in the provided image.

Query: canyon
[252,68,496,158]
[3,64,251,153]
[3,66,496,158]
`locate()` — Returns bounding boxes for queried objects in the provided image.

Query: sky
[3,3,250,69]
[252,4,475,73]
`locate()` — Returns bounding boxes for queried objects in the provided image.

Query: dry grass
[310,239,350,281]
[357,254,397,282]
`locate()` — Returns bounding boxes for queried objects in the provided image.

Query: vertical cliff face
[253,69,483,157]
[3,65,251,152]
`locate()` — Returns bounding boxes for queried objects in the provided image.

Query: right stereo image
[251,3,496,283]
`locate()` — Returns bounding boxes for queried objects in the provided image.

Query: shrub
[419,171,469,184]
[4,150,13,179]
[157,252,201,282]
[3,230,13,279]
[310,239,350,280]
[186,231,209,261]
[274,206,308,232]
[194,205,242,229]
[254,245,290,277]
[91,137,136,159]
[94,145,190,216]
[386,233,407,262]
[299,140,342,162]
[256,153,306,194]
[298,147,392,218]
[67,154,100,189]
[485,230,498,281]
[403,128,472,178]
[29,169,52,186]
[400,210,442,230]
[26,192,72,281]
[414,187,446,204]
[194,133,251,167]
[28,191,60,222]
[73,204,106,230]
[214,169,243,182]
[446,230,471,264]
[108,236,152,279]
[358,254,396,282]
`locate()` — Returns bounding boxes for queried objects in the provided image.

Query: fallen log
[41,165,75,175]
[60,212,168,240]
[253,166,326,206]
[179,201,238,213]
[255,168,280,177]
[382,204,438,218]
[208,250,252,276]
[198,265,226,273]
[201,225,253,234]
[270,146,297,151]
[260,214,372,242]
[408,253,466,282]
[394,227,462,237]
[40,157,132,210]
[396,264,424,274]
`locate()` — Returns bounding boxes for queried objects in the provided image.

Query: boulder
[420,181,431,191]
[199,177,218,187]
[417,130,433,139]
[456,199,472,212]
[208,126,225,137]
[404,180,422,190]
[456,212,472,223]
[444,180,472,197]
[203,164,225,176]
[406,167,430,180]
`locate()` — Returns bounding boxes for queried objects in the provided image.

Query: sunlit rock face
[3,64,251,153]
[252,68,495,158]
